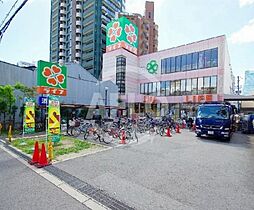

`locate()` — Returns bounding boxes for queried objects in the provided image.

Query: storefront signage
[38,96,48,106]
[144,96,156,104]
[48,95,61,142]
[37,60,67,96]
[106,16,138,55]
[24,98,35,134]
[185,94,213,103]
[146,60,158,74]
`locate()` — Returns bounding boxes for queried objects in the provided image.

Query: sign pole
[45,94,48,152]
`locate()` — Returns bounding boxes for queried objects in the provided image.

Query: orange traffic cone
[176,124,181,133]
[120,130,126,144]
[36,143,51,168]
[166,128,172,137]
[28,141,39,165]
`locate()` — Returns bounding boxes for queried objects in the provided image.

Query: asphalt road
[55,130,254,210]
[0,147,89,210]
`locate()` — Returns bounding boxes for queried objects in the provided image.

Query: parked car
[241,114,254,134]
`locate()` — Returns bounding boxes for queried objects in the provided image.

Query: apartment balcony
[75,44,81,50]
[75,36,81,42]
[58,59,64,64]
[59,37,65,42]
[60,23,65,28]
[75,52,81,57]
[60,9,66,14]
[76,12,82,18]
[76,20,82,26]
[60,16,66,21]
[59,44,65,50]
[59,52,65,56]
[60,2,66,7]
[59,30,66,36]
[76,28,82,34]
[76,4,82,10]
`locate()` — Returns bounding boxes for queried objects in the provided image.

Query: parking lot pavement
[54,130,254,210]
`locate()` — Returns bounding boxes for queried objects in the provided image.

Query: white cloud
[229,18,254,44]
[239,0,254,7]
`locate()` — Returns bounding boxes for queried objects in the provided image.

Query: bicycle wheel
[72,127,81,137]
[102,131,113,144]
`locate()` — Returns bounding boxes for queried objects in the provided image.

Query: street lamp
[105,87,109,118]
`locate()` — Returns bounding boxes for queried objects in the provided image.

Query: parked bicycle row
[61,114,195,144]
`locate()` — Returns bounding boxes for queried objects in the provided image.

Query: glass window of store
[166,81,170,96]
[181,79,186,95]
[140,84,144,94]
[175,56,181,72]
[170,57,175,73]
[198,77,203,94]
[144,83,148,94]
[148,83,153,95]
[198,51,205,69]
[203,77,210,94]
[204,49,211,68]
[171,81,176,95]
[181,54,187,71]
[157,82,161,96]
[186,79,192,95]
[210,76,217,94]
[161,59,166,74]
[192,52,198,70]
[186,54,192,70]
[152,82,157,96]
[166,58,171,74]
[211,48,218,67]
[160,81,166,96]
[175,80,181,96]
[116,56,126,94]
[191,78,197,95]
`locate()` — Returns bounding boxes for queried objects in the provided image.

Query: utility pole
[237,76,240,112]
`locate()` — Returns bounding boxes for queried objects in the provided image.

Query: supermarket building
[102,34,235,118]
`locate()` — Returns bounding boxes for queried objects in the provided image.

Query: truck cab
[195,102,237,141]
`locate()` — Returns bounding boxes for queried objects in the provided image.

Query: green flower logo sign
[146,60,158,74]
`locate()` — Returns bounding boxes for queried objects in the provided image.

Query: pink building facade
[102,35,235,117]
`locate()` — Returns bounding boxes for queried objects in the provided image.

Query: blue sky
[0,0,253,83]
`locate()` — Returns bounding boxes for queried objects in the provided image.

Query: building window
[210,76,217,94]
[175,56,181,72]
[198,51,205,69]
[140,84,144,94]
[161,59,166,74]
[186,53,192,70]
[203,77,210,94]
[181,54,187,71]
[170,57,175,73]
[204,49,211,68]
[198,77,203,94]
[192,52,198,70]
[148,82,153,95]
[160,81,166,96]
[186,79,192,95]
[166,58,171,74]
[181,79,186,95]
[152,82,157,96]
[166,81,170,96]
[157,82,161,96]
[116,56,126,94]
[144,83,148,94]
[171,81,176,95]
[175,80,181,96]
[211,48,218,67]
[191,78,197,95]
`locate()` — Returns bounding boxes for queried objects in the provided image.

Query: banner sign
[38,96,48,106]
[24,98,35,134]
[48,95,61,142]
[106,16,138,55]
[37,60,67,96]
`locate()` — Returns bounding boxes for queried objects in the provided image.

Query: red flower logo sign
[125,24,137,45]
[108,21,122,42]
[42,65,65,87]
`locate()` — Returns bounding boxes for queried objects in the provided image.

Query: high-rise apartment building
[118,1,158,56]
[49,0,125,79]
[243,70,254,95]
